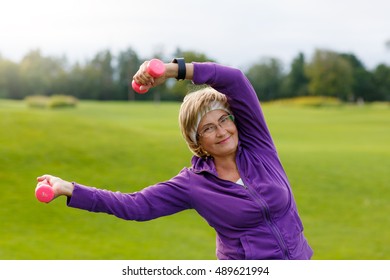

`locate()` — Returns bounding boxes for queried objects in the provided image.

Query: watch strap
[171,58,186,80]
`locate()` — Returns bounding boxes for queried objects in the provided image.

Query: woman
[37,59,313,260]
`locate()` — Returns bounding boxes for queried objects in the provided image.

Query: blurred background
[1,0,390,103]
[0,0,389,260]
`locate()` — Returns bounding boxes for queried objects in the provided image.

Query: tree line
[0,47,389,102]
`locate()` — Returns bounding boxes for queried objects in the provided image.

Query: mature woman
[37,59,313,260]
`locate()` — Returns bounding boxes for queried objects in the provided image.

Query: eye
[220,115,229,123]
[201,126,214,134]
[200,123,218,136]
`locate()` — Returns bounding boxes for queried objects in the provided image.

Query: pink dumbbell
[35,181,55,203]
[132,59,165,94]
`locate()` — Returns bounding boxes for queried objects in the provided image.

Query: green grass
[0,99,389,259]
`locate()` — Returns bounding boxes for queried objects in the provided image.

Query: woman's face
[197,109,239,159]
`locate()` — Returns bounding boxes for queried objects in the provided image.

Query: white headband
[190,100,231,144]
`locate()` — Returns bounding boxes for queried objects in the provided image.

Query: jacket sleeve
[67,169,192,221]
[192,62,276,152]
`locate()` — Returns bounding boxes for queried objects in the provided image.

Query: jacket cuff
[66,182,96,211]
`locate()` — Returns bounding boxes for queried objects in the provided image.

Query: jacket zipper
[239,176,290,259]
[194,160,290,259]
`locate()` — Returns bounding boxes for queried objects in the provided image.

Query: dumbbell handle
[132,59,165,94]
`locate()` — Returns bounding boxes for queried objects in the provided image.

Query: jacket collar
[191,155,217,175]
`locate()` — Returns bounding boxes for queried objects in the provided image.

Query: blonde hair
[179,87,231,157]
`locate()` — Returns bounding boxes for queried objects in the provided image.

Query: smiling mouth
[217,136,231,144]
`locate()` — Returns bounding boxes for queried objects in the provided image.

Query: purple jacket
[68,63,313,260]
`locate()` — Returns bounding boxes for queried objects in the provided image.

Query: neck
[213,153,240,182]
[214,154,236,170]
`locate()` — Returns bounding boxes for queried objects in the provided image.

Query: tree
[0,56,21,99]
[305,49,353,100]
[246,57,284,101]
[169,49,216,100]
[281,52,309,98]
[90,50,115,100]
[68,62,88,99]
[69,50,116,100]
[339,53,375,101]
[18,50,67,98]
[116,47,141,101]
[372,64,390,101]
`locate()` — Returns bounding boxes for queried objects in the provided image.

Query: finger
[133,62,148,79]
[134,73,154,86]
[37,175,57,186]
[133,61,156,85]
[139,85,150,92]
[37,175,50,182]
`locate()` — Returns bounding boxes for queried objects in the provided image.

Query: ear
[198,144,209,157]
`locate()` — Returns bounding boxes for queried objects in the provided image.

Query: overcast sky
[1,0,389,70]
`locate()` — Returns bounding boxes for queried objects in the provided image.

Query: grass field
[0,99,389,260]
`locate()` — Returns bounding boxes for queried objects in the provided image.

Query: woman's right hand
[36,174,74,199]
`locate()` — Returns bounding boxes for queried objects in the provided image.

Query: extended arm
[37,170,192,221]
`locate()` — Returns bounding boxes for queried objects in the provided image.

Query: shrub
[268,96,342,107]
[25,95,49,108]
[47,95,78,108]
[25,95,78,109]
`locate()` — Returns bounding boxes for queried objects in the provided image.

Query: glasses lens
[198,115,234,138]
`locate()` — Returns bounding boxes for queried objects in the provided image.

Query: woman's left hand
[132,61,169,90]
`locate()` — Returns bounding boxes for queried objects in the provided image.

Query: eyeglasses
[197,114,235,139]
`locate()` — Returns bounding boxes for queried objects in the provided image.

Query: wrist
[165,61,194,81]
[63,181,75,197]
[171,58,186,80]
[165,63,180,79]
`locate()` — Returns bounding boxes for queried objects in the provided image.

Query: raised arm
[192,62,276,152]
[133,60,276,152]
